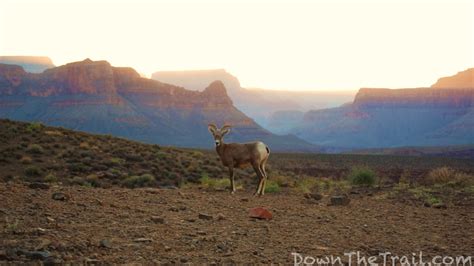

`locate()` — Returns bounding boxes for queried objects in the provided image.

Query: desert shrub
[122,174,156,188]
[124,153,143,162]
[348,166,377,187]
[199,173,230,190]
[264,180,281,193]
[107,157,124,166]
[44,173,58,183]
[68,163,90,173]
[27,144,44,154]
[423,167,473,188]
[70,176,91,187]
[26,122,43,132]
[271,174,294,188]
[408,187,443,206]
[20,156,32,164]
[86,174,101,187]
[24,166,41,177]
[295,177,319,193]
[79,142,90,149]
[425,167,455,185]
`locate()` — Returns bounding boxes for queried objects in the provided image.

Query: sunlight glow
[0,0,472,90]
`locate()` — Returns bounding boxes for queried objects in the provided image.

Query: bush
[25,166,41,177]
[199,174,230,190]
[26,122,43,132]
[424,167,473,187]
[27,144,44,154]
[86,174,101,187]
[295,177,319,193]
[425,167,455,185]
[44,173,58,183]
[348,166,377,187]
[20,156,32,164]
[122,174,156,188]
[70,176,88,186]
[264,180,281,193]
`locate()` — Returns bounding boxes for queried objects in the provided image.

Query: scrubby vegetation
[0,119,240,188]
[198,174,231,190]
[1,119,473,207]
[348,166,377,187]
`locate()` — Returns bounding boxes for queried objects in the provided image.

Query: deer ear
[208,124,217,134]
[221,125,231,136]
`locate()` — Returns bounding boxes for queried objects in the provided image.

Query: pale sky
[0,0,473,91]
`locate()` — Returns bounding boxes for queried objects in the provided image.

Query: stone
[433,203,447,209]
[168,206,179,212]
[304,192,323,200]
[216,213,226,220]
[99,239,112,248]
[22,250,51,260]
[198,213,213,220]
[164,246,172,252]
[51,192,69,201]
[35,238,51,250]
[151,216,165,224]
[133,238,152,243]
[28,182,50,190]
[85,258,100,264]
[249,207,273,220]
[330,195,350,206]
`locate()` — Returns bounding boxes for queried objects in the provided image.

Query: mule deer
[207,124,270,196]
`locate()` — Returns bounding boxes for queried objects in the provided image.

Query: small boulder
[28,182,50,190]
[304,192,323,201]
[198,212,214,220]
[249,207,273,220]
[99,239,112,248]
[216,213,226,221]
[133,238,152,243]
[151,216,165,224]
[433,203,447,209]
[21,250,51,260]
[198,213,213,220]
[51,192,69,201]
[330,195,350,206]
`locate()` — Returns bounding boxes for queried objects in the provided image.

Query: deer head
[208,123,231,147]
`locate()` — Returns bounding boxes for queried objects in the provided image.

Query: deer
[207,123,270,196]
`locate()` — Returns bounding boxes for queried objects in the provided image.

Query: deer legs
[253,162,267,196]
[228,167,236,194]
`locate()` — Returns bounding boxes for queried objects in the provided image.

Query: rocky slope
[0,59,318,151]
[2,182,473,264]
[0,56,55,73]
[285,69,474,149]
[151,69,354,128]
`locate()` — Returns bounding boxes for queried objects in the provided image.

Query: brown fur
[208,124,270,195]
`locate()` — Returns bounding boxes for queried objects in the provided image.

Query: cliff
[152,69,242,92]
[0,56,55,73]
[353,87,474,108]
[431,68,474,89]
[282,68,474,149]
[0,59,318,151]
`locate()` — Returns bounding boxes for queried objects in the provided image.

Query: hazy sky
[0,0,472,90]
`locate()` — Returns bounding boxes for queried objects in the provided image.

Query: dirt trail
[0,183,473,264]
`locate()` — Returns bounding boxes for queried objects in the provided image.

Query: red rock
[249,207,273,220]
[431,68,474,89]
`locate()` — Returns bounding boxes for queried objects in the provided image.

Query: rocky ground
[1,182,473,264]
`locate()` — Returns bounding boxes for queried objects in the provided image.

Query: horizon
[0,0,473,91]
